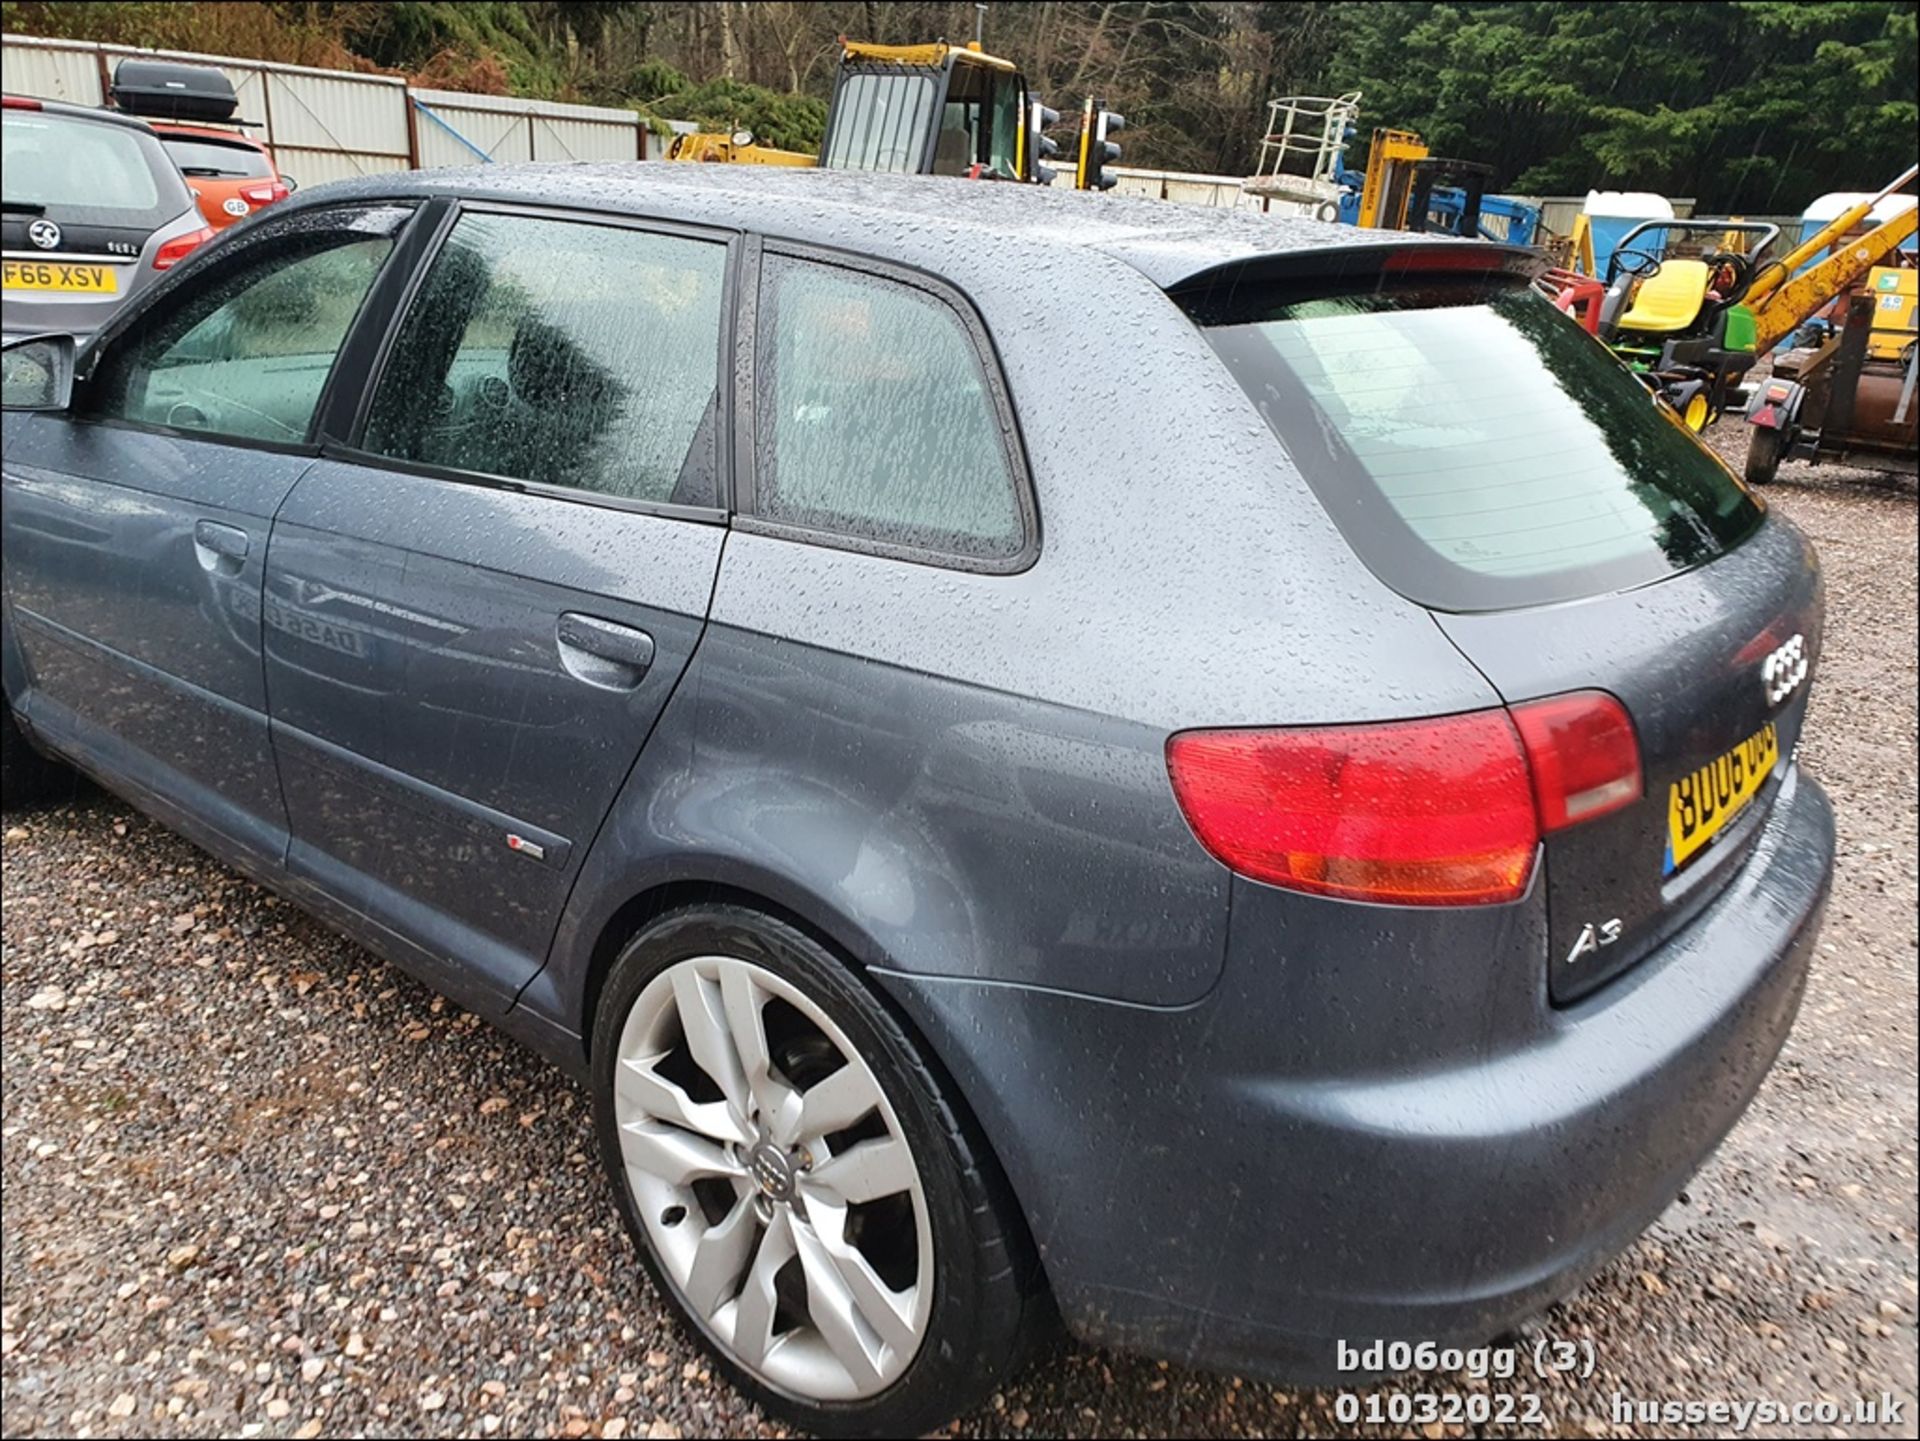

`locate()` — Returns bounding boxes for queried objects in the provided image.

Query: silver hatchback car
[2,94,210,342]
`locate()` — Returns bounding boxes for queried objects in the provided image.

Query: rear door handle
[556,612,655,690]
[193,519,251,574]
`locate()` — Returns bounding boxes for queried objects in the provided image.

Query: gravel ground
[3,448,1915,1440]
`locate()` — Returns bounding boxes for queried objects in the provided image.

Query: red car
[150,121,293,231]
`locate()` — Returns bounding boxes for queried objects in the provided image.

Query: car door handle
[193,520,251,574]
[556,612,655,690]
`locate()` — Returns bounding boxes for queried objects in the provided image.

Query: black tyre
[1,703,74,811]
[591,904,1043,1438]
[1745,424,1787,486]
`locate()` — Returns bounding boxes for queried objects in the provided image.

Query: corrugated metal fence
[409,88,650,168]
[1,33,660,187]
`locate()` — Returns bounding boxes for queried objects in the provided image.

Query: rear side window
[1196,275,1765,611]
[2,112,180,226]
[754,255,1024,562]
[160,134,274,179]
[363,212,727,508]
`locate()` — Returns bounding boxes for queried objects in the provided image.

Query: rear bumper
[879,764,1834,1383]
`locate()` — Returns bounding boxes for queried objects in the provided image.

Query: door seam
[258,459,325,867]
[507,521,733,1012]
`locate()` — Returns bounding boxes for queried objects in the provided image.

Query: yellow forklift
[667,39,1065,184]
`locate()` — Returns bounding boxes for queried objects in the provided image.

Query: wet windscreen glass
[1196,275,1766,611]
[823,71,937,173]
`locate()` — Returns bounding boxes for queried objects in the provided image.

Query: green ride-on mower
[1594,218,1781,430]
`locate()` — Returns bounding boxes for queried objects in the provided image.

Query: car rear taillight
[3,96,43,110]
[242,182,289,205]
[1509,691,1643,832]
[1167,692,1647,906]
[1165,710,1541,906]
[152,225,216,269]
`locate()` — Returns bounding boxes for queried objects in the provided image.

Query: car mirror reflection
[0,332,77,412]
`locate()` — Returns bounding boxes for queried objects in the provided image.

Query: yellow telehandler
[666,40,1066,184]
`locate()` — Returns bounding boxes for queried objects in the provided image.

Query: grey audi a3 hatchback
[0,165,1834,1436]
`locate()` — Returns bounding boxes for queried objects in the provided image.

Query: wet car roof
[301,161,1469,290]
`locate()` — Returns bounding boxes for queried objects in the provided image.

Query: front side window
[755,255,1024,561]
[932,64,1022,179]
[987,73,1023,179]
[89,205,409,443]
[362,212,727,507]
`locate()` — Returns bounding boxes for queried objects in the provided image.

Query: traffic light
[1074,97,1125,190]
[1028,99,1062,185]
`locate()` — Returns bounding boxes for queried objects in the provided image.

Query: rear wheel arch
[578,876,885,1068]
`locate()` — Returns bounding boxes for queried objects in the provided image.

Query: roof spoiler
[1167,242,1543,323]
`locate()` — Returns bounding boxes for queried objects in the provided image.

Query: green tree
[3,0,1912,207]
[1323,0,1918,210]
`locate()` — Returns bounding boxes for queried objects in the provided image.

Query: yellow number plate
[2,259,119,294]
[1666,722,1779,874]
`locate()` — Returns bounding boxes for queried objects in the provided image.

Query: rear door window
[361,211,728,508]
[752,254,1026,563]
[1193,273,1765,611]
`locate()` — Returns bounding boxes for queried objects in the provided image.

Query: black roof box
[110,59,238,123]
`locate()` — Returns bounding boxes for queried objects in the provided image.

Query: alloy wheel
[611,954,933,1401]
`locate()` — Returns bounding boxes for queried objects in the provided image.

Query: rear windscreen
[1196,274,1766,612]
[3,112,182,227]
[160,134,273,179]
